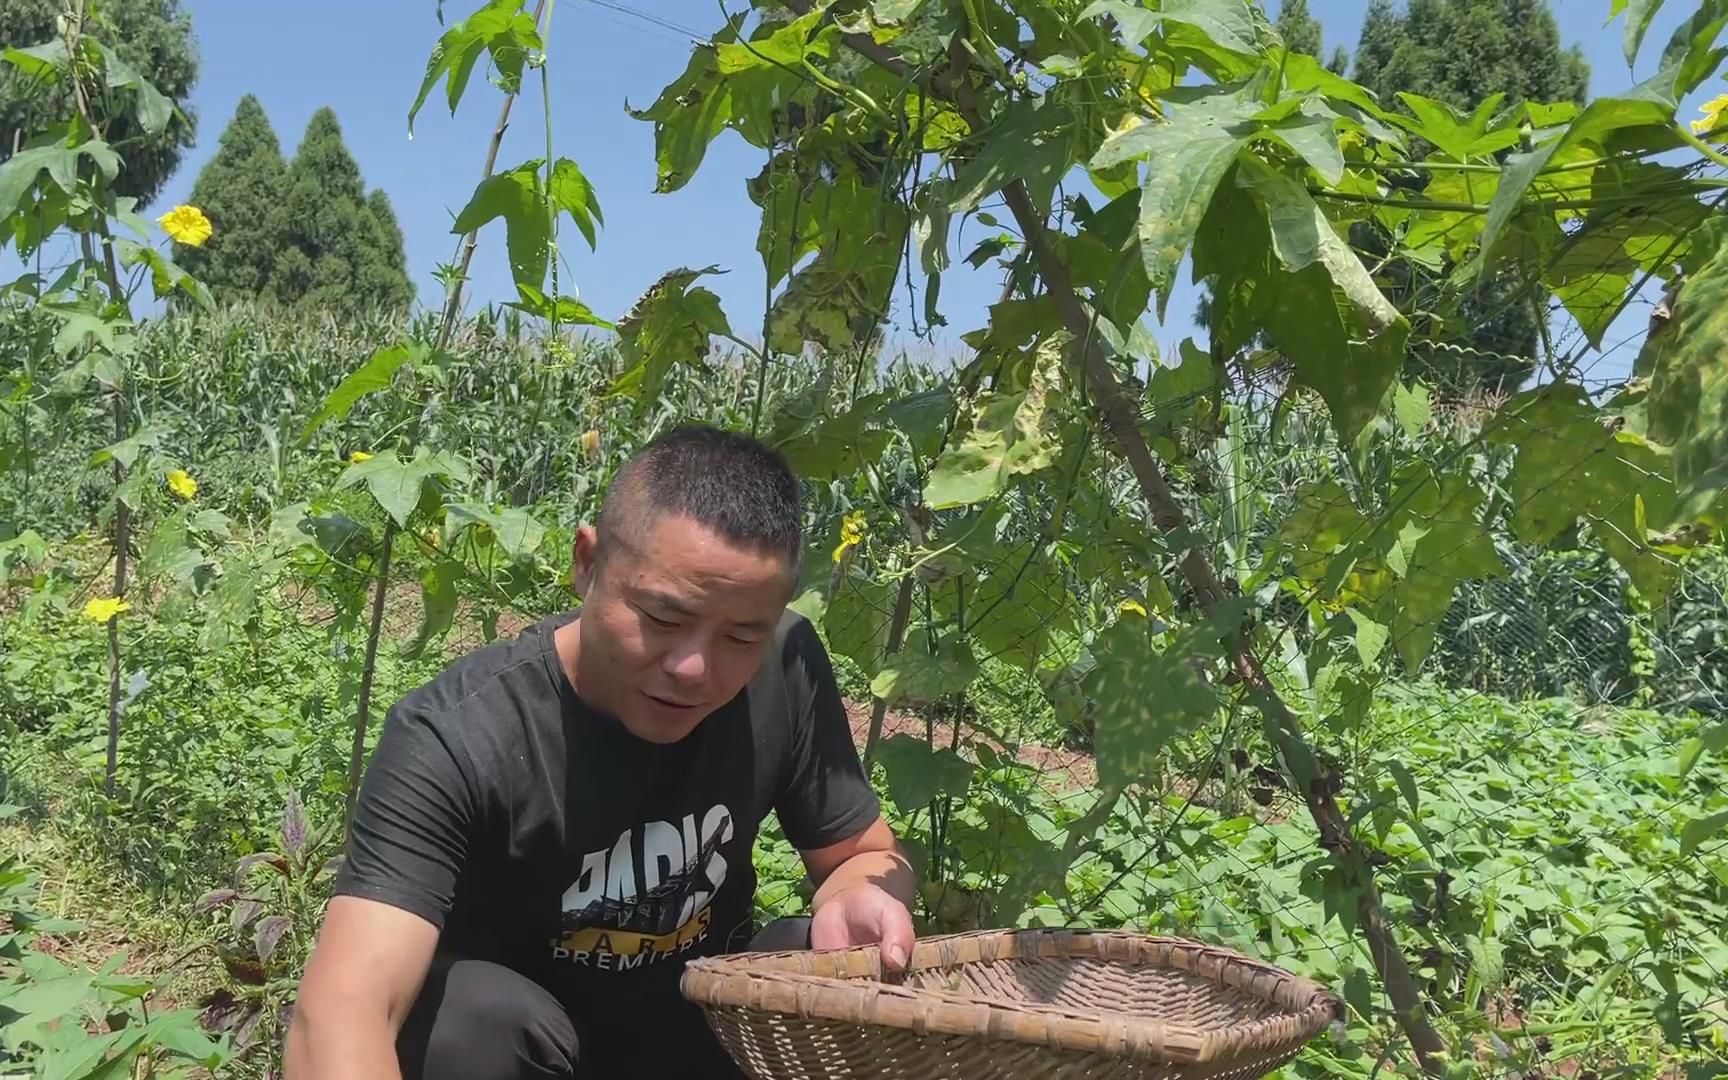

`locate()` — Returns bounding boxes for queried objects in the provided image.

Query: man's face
[568,512,793,744]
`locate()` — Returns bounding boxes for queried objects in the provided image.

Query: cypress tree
[1348,0,1590,395]
[176,95,287,303]
[1275,0,1324,59]
[0,0,199,208]
[265,108,412,314]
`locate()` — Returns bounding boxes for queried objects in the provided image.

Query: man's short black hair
[594,424,804,577]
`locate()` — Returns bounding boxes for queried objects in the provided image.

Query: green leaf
[1679,721,1728,776]
[875,734,974,810]
[508,284,614,329]
[1635,219,1728,523]
[923,339,1063,509]
[89,424,165,470]
[300,342,418,446]
[1622,0,1670,65]
[1235,156,1401,331]
[93,42,171,136]
[1479,70,1680,267]
[1091,85,1260,320]
[626,12,826,194]
[948,96,1075,217]
[442,502,545,559]
[883,387,953,460]
[548,157,603,250]
[0,973,95,1049]
[608,266,733,410]
[1487,384,1681,598]
[1393,382,1431,438]
[336,447,471,528]
[1393,92,1509,161]
[408,0,541,133]
[1344,609,1387,668]
[961,545,1074,670]
[2,40,69,83]
[115,239,210,309]
[406,560,463,659]
[451,161,550,291]
[1080,0,1255,53]
[773,394,894,482]
[1086,608,1238,788]
[870,633,979,706]
[1264,110,1345,185]
[1343,967,1374,1021]
[825,573,891,669]
[766,214,906,356]
[1681,810,1728,854]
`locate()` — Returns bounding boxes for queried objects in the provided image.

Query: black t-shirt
[333,606,880,1067]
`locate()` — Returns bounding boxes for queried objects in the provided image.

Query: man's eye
[727,634,761,646]
[641,610,677,628]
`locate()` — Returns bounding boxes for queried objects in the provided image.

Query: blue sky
[85,2,1728,376]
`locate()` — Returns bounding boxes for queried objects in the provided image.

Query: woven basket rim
[680,927,1341,1067]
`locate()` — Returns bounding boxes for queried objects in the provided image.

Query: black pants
[396,917,811,1080]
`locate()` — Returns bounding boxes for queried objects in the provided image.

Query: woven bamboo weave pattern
[680,928,1340,1079]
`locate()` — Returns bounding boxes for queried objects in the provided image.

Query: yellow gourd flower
[166,468,197,500]
[84,596,130,623]
[832,509,866,563]
[158,204,213,247]
[1693,93,1728,135]
[1117,598,1148,618]
[349,450,375,464]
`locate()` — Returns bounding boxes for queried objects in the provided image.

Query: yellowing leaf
[923,337,1064,509]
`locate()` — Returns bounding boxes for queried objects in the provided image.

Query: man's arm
[285,702,477,1077]
[802,812,914,909]
[283,897,439,1080]
[799,812,918,971]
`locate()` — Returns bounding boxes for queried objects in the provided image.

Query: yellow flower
[158,204,213,247]
[84,596,131,623]
[166,468,197,500]
[1693,93,1728,135]
[349,450,375,464]
[1117,598,1148,618]
[831,509,867,563]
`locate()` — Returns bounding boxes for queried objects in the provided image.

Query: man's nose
[662,639,709,682]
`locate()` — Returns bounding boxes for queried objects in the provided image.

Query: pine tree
[1348,0,1590,395]
[0,0,199,208]
[265,108,413,314]
[175,95,287,303]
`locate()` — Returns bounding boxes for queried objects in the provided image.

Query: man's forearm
[283,1003,403,1080]
[812,842,916,908]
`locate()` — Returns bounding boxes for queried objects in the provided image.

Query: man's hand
[811,880,916,972]
[798,813,918,975]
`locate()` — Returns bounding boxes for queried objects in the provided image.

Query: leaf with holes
[608,266,733,410]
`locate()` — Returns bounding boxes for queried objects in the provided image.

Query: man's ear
[572,525,599,598]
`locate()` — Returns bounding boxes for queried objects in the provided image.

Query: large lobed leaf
[408,0,542,133]
[608,266,733,411]
[1634,217,1728,526]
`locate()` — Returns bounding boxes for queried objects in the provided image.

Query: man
[285,425,916,1079]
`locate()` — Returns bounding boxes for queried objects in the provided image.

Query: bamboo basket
[680,928,1341,1079]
